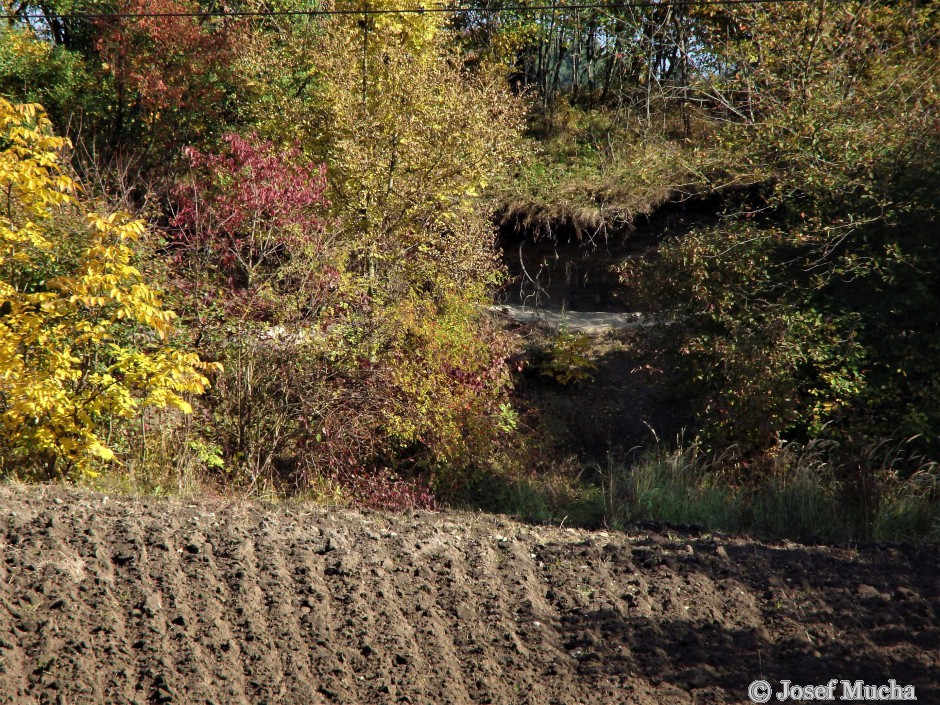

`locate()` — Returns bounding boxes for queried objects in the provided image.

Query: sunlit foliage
[634,1,940,455]
[227,2,525,473]
[0,99,218,476]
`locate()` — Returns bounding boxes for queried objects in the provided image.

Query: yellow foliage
[234,12,524,468]
[313,14,523,302]
[1,25,49,56]
[0,98,219,476]
[382,293,510,462]
[303,16,523,458]
[333,0,443,55]
[240,11,524,302]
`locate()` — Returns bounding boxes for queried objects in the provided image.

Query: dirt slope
[0,485,937,705]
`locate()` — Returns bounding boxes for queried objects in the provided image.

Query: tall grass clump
[445,452,607,527]
[604,445,741,531]
[608,439,940,543]
[864,441,940,543]
[745,441,853,541]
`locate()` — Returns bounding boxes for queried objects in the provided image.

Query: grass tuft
[604,439,940,543]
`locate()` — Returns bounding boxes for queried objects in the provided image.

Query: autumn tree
[93,0,238,164]
[0,99,218,477]
[0,0,239,179]
[634,1,940,457]
[171,132,329,296]
[229,0,525,472]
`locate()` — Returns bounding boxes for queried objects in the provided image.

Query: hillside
[1,485,937,704]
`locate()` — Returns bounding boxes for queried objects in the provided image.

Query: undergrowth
[78,393,940,544]
[600,439,940,543]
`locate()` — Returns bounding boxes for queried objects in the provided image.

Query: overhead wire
[0,0,814,21]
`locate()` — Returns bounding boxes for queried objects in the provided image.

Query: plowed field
[1,485,937,704]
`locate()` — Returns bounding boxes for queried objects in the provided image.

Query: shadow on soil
[516,330,693,464]
[552,536,940,702]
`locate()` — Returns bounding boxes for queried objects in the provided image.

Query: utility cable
[0,0,815,22]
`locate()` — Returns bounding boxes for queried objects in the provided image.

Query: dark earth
[1,484,937,704]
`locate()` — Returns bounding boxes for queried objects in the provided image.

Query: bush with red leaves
[95,0,236,151]
[337,467,439,513]
[171,132,329,294]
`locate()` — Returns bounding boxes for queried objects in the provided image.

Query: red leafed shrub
[337,467,439,512]
[95,0,235,147]
[174,133,328,239]
[171,132,329,292]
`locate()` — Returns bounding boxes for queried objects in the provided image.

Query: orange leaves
[95,0,233,114]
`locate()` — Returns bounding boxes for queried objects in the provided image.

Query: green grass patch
[449,462,606,527]
[606,441,940,543]
[495,106,700,237]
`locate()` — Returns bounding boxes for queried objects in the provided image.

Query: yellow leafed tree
[0,99,219,477]
[232,5,525,467]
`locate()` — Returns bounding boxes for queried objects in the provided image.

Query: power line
[0,0,813,21]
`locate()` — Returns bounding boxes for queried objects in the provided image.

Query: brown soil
[511,327,691,461]
[1,484,937,705]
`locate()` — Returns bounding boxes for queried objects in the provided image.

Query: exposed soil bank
[495,181,774,313]
[0,484,937,705]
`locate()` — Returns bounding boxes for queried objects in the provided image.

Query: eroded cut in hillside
[495,183,770,314]
[491,183,773,459]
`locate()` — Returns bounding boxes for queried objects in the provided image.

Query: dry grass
[37,549,87,583]
[496,110,703,240]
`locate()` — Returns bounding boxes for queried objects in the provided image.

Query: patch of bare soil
[0,484,937,705]
[509,326,691,461]
[488,306,649,335]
